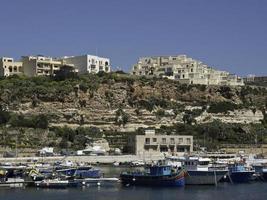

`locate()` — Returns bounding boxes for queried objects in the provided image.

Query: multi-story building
[61,55,111,74]
[0,57,23,77]
[131,55,244,86]
[127,129,193,156]
[22,55,65,77]
[244,75,267,83]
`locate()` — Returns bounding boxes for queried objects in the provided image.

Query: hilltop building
[61,55,111,74]
[131,55,244,86]
[244,74,267,84]
[0,57,23,77]
[22,55,68,77]
[0,54,111,77]
[127,129,193,156]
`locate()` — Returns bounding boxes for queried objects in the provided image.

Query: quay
[0,154,164,164]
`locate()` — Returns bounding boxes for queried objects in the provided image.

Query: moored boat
[35,179,73,189]
[120,165,185,187]
[166,156,228,185]
[228,163,254,183]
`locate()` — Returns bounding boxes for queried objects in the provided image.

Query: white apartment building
[0,57,23,77]
[61,55,111,74]
[128,130,193,156]
[131,55,244,86]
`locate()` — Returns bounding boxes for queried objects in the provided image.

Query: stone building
[22,55,66,77]
[0,57,23,77]
[127,130,193,156]
[244,74,267,83]
[131,55,244,86]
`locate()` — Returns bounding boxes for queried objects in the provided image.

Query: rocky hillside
[0,73,266,151]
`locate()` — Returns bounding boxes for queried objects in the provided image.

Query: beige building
[131,55,244,86]
[128,130,193,155]
[0,57,23,77]
[22,55,65,77]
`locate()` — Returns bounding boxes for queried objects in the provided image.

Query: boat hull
[185,170,227,185]
[120,173,185,187]
[230,171,254,183]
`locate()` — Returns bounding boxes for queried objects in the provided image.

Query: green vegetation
[157,121,267,150]
[115,108,129,126]
[207,102,240,113]
[9,114,49,129]
[0,73,266,152]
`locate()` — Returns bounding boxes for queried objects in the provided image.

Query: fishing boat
[120,165,185,187]
[166,156,228,185]
[35,179,73,189]
[0,169,25,188]
[228,163,255,183]
[56,166,101,179]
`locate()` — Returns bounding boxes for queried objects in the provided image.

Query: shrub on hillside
[207,102,240,113]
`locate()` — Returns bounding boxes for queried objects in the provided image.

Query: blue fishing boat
[57,166,101,179]
[228,163,254,183]
[120,165,185,187]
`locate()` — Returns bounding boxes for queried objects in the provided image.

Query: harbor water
[0,182,266,200]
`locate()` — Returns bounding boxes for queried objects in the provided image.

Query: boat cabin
[182,157,212,171]
[149,166,173,176]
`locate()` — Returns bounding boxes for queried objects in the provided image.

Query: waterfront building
[61,55,111,74]
[131,55,244,86]
[127,130,193,156]
[0,57,23,77]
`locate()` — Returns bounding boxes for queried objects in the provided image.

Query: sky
[0,0,266,76]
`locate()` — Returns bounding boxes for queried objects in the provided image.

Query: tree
[115,108,129,126]
[54,65,77,81]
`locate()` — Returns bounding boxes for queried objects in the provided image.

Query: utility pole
[15,134,18,158]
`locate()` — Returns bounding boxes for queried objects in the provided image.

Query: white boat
[0,178,25,188]
[166,156,228,185]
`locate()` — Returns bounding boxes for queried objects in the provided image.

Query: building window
[162,138,166,144]
[191,68,193,72]
[179,138,183,144]
[105,61,109,66]
[170,138,175,144]
[145,138,150,144]
[9,66,12,72]
[186,138,191,144]
[153,138,157,143]
[91,65,96,70]
[182,74,185,78]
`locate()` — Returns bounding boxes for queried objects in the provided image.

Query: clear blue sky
[0,0,266,76]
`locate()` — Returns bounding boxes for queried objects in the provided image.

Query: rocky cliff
[0,73,266,151]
